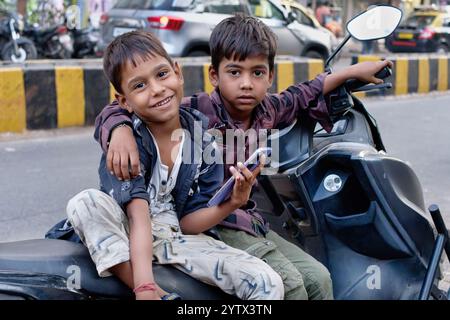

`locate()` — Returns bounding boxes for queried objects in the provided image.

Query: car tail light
[100,13,109,25]
[147,16,184,31]
[419,27,436,40]
[57,25,68,34]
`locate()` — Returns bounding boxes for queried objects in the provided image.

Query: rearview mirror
[285,11,297,25]
[346,5,402,41]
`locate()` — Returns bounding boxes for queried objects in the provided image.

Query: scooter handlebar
[345,67,392,92]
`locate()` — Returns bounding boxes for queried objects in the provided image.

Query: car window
[203,0,249,14]
[292,7,314,27]
[114,0,176,10]
[403,15,436,28]
[113,0,249,13]
[250,0,285,21]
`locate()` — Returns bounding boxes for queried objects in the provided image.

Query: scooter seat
[0,239,234,300]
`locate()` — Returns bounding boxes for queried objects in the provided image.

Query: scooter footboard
[325,201,413,259]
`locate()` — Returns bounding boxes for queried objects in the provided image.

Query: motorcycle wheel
[1,39,38,62]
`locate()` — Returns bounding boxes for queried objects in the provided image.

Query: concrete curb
[0,56,324,133]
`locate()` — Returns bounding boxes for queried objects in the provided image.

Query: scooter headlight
[324,174,343,192]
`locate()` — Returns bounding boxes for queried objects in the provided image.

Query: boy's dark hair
[210,13,277,72]
[103,30,174,94]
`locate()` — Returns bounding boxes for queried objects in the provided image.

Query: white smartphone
[207,147,272,207]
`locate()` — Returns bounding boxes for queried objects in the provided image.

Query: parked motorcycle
[0,5,448,300]
[69,26,100,59]
[0,9,37,62]
[22,23,73,59]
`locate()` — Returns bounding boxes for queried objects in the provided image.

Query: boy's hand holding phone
[228,154,266,209]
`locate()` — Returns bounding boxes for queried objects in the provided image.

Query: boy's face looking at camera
[209,53,273,118]
[118,55,184,124]
[103,30,184,124]
[208,14,277,120]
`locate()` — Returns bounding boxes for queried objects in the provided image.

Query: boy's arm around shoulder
[98,140,150,210]
[94,100,134,153]
[95,95,199,146]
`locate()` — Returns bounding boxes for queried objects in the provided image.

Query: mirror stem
[325,34,351,72]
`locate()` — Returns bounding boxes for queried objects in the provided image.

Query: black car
[385,9,450,53]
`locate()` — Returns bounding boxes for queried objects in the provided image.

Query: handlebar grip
[375,66,392,80]
[345,67,392,92]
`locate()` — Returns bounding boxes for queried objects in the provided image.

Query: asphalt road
[1,93,450,243]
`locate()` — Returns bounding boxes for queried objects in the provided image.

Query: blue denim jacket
[99,107,223,219]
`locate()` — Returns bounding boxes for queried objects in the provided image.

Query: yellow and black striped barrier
[0,57,324,133]
[352,54,450,98]
[2,55,449,133]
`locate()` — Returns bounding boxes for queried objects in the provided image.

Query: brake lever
[353,83,393,93]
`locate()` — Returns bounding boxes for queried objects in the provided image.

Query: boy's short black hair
[103,30,174,94]
[210,13,277,72]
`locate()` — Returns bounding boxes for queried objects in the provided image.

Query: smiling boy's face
[116,54,184,124]
[209,54,274,120]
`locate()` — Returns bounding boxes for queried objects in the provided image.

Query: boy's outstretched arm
[323,60,393,95]
[274,60,393,133]
[180,160,265,235]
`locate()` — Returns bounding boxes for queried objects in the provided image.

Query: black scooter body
[254,115,435,300]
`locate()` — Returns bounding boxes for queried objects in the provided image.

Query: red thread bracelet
[133,282,157,293]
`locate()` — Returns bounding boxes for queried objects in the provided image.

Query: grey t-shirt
[147,129,185,227]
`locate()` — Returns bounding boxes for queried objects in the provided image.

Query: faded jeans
[66,189,284,300]
[216,226,334,300]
